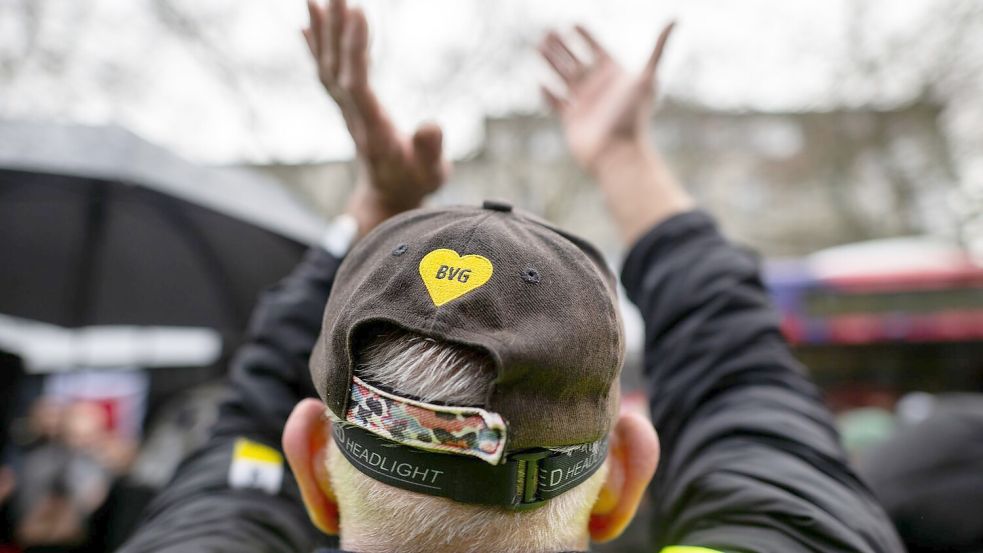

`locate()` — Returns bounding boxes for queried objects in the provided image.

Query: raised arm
[540,25,904,552]
[119,2,449,551]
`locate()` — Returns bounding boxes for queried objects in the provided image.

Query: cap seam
[449,211,509,445]
[524,214,624,434]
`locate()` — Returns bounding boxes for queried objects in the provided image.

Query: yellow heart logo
[418,249,494,307]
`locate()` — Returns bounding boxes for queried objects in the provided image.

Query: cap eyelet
[521,267,541,284]
[392,244,408,256]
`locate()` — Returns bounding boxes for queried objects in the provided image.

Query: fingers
[547,31,581,70]
[306,0,323,55]
[307,0,384,146]
[574,25,609,61]
[305,0,348,85]
[336,8,392,145]
[412,124,442,164]
[539,31,585,84]
[540,85,566,113]
[412,124,448,185]
[339,7,369,92]
[643,21,676,81]
[326,0,347,77]
[302,28,316,58]
[340,7,384,125]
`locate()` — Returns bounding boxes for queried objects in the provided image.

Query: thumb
[412,123,443,165]
[412,123,448,186]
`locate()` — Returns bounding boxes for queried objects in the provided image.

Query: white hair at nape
[326,327,608,553]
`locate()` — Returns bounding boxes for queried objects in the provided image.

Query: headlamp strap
[332,424,607,510]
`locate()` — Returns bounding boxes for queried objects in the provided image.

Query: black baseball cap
[310,201,624,509]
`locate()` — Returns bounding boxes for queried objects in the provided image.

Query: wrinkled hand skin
[303,0,450,237]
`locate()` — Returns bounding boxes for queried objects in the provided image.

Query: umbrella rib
[72,179,109,328]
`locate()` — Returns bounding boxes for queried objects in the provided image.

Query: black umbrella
[0,120,326,345]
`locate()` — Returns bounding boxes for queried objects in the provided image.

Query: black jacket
[118,211,904,552]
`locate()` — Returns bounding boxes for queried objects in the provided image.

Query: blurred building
[249,100,958,260]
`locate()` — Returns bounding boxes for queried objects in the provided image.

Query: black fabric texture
[621,210,904,552]
[117,247,340,553]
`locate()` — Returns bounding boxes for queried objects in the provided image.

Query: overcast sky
[1,0,980,165]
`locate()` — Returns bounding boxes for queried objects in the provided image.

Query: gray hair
[357,330,495,405]
[326,328,607,553]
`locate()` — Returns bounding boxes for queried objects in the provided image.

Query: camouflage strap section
[346,375,508,465]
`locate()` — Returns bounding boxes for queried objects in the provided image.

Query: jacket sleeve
[620,211,903,553]
[118,247,341,553]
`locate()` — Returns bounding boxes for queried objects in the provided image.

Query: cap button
[482,199,513,213]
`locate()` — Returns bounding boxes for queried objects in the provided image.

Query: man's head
[284,204,660,552]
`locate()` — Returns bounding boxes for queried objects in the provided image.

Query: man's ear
[589,410,660,543]
[283,398,339,535]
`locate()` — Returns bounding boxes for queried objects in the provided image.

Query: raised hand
[304,0,449,233]
[539,23,692,245]
[539,24,674,175]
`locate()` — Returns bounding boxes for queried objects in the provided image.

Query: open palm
[539,24,675,173]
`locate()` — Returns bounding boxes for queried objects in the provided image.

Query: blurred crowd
[0,357,221,552]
